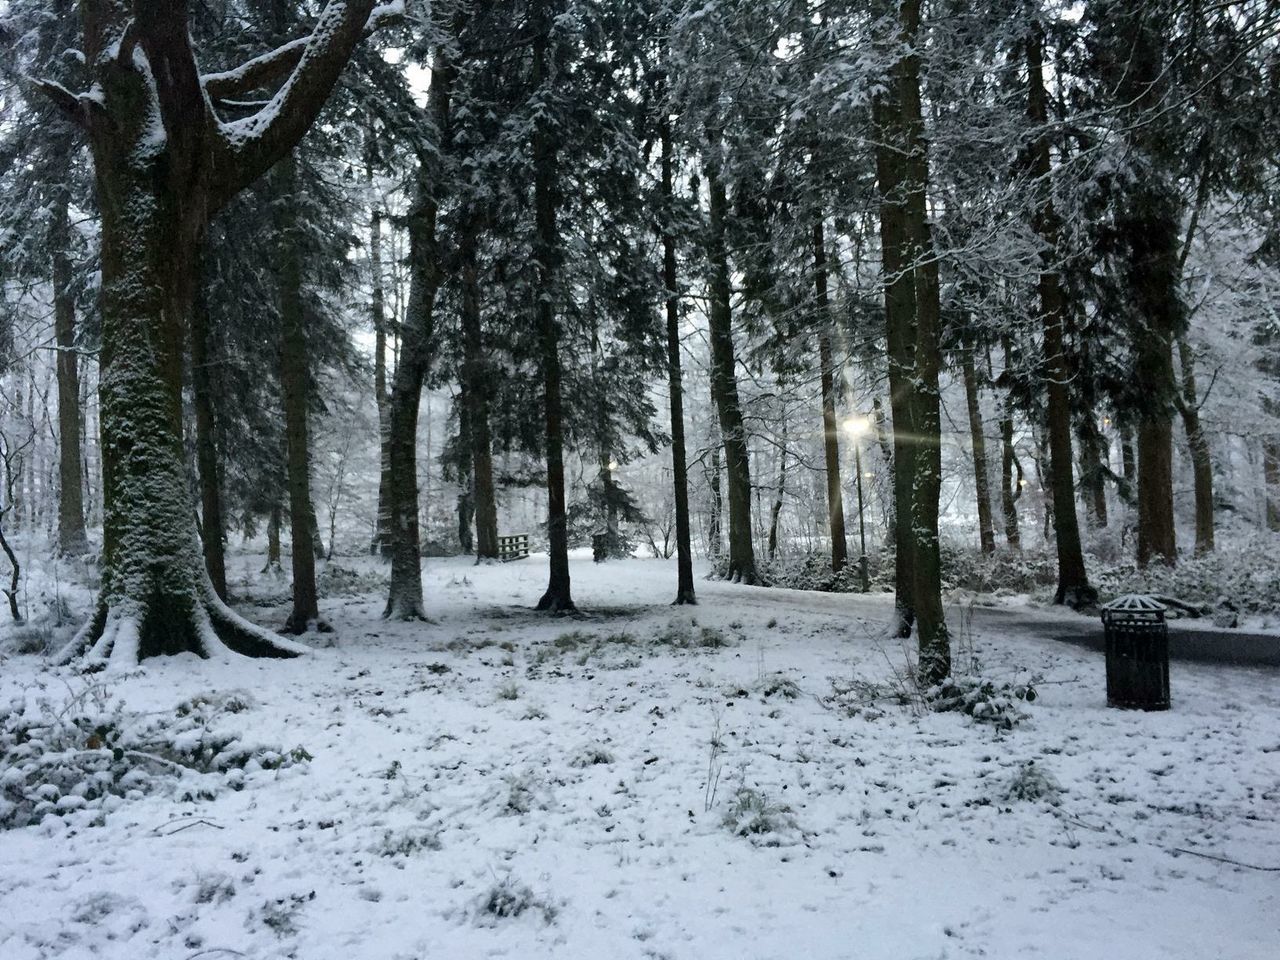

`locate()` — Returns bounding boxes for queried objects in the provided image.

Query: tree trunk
[460,229,499,561]
[266,503,283,571]
[660,117,695,604]
[1265,439,1280,531]
[1176,337,1214,554]
[191,275,228,600]
[383,56,452,620]
[1027,21,1094,608]
[813,217,848,573]
[49,191,89,557]
[456,384,475,554]
[704,127,758,584]
[708,443,723,559]
[274,156,321,633]
[872,0,948,680]
[50,0,379,666]
[767,441,786,561]
[369,200,394,558]
[532,22,574,612]
[960,345,995,555]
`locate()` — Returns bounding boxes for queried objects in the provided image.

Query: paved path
[697,576,1280,669]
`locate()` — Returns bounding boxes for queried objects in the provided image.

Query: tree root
[54,581,308,669]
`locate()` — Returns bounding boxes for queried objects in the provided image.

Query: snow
[1,553,1277,959]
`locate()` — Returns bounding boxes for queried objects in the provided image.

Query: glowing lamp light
[844,416,870,438]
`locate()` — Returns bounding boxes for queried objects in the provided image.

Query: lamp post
[844,416,871,592]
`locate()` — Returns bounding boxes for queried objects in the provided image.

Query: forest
[0,2,1278,959]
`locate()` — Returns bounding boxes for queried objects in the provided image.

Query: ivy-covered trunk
[49,0,381,665]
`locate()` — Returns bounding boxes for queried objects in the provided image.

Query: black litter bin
[1101,595,1171,711]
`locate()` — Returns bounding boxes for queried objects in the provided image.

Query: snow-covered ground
[1,554,1277,960]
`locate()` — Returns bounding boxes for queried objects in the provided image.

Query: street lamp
[843,416,871,592]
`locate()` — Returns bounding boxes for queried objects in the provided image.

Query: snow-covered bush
[1092,532,1280,625]
[1002,761,1062,805]
[927,676,1038,729]
[0,683,309,830]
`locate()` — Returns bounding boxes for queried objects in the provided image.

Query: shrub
[1002,761,1062,804]
[927,676,1038,729]
[474,877,559,925]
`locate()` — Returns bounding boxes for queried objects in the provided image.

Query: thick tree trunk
[49,191,89,557]
[704,129,758,585]
[1027,22,1095,608]
[459,231,499,560]
[274,157,321,633]
[813,218,848,573]
[191,278,228,600]
[1176,337,1214,554]
[383,52,453,620]
[660,118,695,604]
[960,346,995,555]
[873,0,948,680]
[531,25,574,612]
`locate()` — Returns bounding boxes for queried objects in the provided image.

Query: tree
[871,0,949,683]
[1025,18,1094,608]
[42,0,394,665]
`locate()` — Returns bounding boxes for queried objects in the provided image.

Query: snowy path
[1,555,1276,960]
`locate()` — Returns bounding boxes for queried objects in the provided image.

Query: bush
[474,877,559,925]
[1002,761,1062,805]
[927,676,1038,729]
[0,683,308,830]
[722,786,796,844]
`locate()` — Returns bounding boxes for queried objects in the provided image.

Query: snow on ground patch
[0,556,1276,959]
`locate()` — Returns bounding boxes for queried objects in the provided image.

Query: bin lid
[1101,594,1167,613]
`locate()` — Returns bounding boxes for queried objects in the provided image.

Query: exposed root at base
[54,587,309,669]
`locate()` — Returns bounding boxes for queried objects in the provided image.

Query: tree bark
[369,198,394,558]
[266,502,283,571]
[767,441,786,561]
[1027,21,1094,607]
[384,49,453,620]
[459,228,499,560]
[191,276,228,600]
[274,156,321,633]
[708,443,723,559]
[1265,439,1280,531]
[49,190,89,557]
[1176,337,1214,554]
[704,126,758,584]
[813,217,848,573]
[532,18,574,612]
[960,345,995,555]
[660,117,696,604]
[51,1,379,666]
[872,0,949,681]
[1000,408,1022,552]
